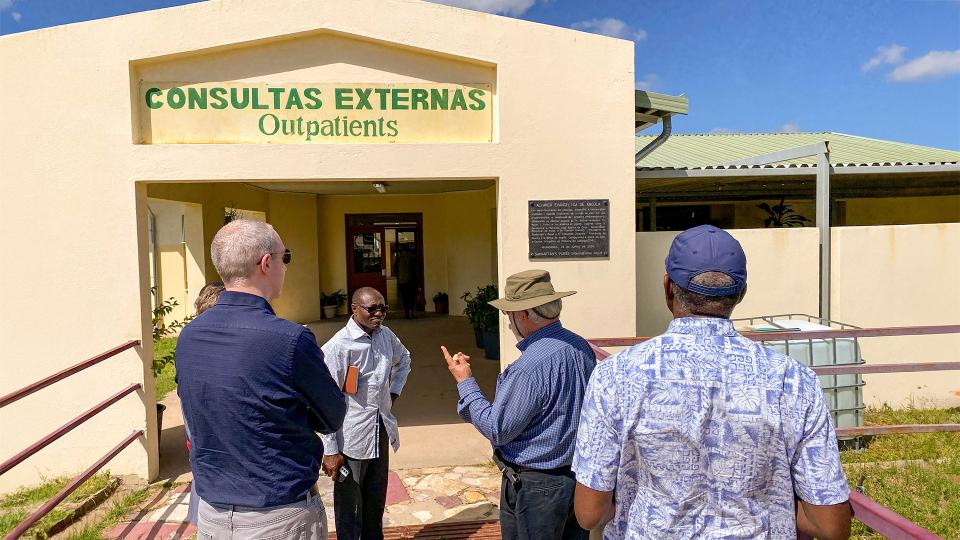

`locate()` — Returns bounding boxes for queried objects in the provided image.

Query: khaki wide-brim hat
[488,269,576,312]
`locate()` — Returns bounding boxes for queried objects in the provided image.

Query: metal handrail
[837,424,960,437]
[588,324,960,348]
[0,383,142,476]
[1,340,144,538]
[0,340,140,408]
[848,491,943,540]
[3,430,144,540]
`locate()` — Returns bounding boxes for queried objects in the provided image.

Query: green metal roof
[635,90,689,116]
[635,132,960,170]
[635,91,688,131]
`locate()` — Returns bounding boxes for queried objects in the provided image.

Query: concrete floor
[158,314,501,482]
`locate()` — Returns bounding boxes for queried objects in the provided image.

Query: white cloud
[779,122,801,133]
[11,10,20,22]
[635,74,661,91]
[889,50,960,82]
[0,0,14,11]
[709,128,739,134]
[862,44,907,72]
[571,17,647,41]
[428,0,537,16]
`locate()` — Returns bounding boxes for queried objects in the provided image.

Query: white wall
[832,224,960,408]
[635,228,820,336]
[635,224,960,408]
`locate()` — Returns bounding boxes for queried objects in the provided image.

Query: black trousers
[333,421,389,540]
[499,469,589,540]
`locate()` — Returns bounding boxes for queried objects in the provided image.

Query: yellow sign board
[138,82,493,144]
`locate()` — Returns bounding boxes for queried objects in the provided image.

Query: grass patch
[842,406,960,539]
[0,472,111,538]
[154,337,178,402]
[61,487,152,540]
[842,405,960,465]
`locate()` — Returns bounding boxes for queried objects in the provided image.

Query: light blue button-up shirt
[573,317,849,539]
[457,321,595,469]
[320,317,411,459]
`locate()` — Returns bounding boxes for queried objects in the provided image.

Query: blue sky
[2,0,959,149]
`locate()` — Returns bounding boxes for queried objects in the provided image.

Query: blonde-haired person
[194,281,225,315]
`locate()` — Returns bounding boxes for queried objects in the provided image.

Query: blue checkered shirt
[573,317,850,539]
[457,321,595,469]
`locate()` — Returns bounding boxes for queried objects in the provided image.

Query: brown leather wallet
[343,365,359,395]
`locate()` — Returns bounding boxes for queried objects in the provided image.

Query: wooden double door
[345,214,423,306]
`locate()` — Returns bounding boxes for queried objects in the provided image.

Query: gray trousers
[197,490,327,540]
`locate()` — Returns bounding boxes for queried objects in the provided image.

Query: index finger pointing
[440,345,455,365]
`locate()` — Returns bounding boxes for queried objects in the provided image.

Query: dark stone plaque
[528,199,609,259]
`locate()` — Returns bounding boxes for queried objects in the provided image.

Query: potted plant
[462,284,499,358]
[461,290,483,347]
[320,289,345,319]
[433,292,449,314]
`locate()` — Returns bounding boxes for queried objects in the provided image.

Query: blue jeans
[500,469,589,540]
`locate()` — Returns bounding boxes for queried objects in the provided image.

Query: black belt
[515,464,571,475]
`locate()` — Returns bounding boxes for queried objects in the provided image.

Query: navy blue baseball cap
[665,225,747,296]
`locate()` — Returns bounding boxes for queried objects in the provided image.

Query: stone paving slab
[106,464,502,539]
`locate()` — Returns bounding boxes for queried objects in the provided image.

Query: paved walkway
[104,464,503,539]
[157,315,502,485]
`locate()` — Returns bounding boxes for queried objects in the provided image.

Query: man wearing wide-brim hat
[442,269,594,540]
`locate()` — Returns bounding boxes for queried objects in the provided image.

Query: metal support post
[817,146,831,320]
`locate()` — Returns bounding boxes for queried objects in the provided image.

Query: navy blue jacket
[176,291,346,507]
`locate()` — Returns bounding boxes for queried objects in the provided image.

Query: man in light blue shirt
[572,225,851,540]
[443,270,593,540]
[320,287,411,540]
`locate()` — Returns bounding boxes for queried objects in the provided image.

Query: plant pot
[434,301,448,314]
[474,326,484,348]
[156,403,166,443]
[482,330,500,360]
[322,305,337,319]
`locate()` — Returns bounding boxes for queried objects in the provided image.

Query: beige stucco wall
[148,198,206,322]
[316,187,497,317]
[146,183,322,323]
[842,195,960,225]
[635,228,820,336]
[0,0,633,491]
[636,224,960,408]
[831,224,960,408]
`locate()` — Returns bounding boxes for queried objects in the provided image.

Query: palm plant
[757,198,812,228]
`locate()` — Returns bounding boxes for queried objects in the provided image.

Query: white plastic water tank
[751,319,863,432]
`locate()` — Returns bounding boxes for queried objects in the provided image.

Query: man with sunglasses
[320,287,412,540]
[177,219,346,540]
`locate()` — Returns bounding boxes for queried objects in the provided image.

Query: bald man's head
[351,287,387,334]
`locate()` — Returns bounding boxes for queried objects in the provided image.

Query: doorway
[345,213,423,313]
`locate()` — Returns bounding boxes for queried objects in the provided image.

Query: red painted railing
[0,340,143,540]
[589,324,958,539]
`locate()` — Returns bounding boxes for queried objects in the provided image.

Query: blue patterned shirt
[457,321,596,469]
[573,317,849,539]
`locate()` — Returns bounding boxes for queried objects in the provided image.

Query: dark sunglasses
[268,249,292,265]
[357,304,389,315]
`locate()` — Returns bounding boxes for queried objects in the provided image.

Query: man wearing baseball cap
[572,225,852,539]
[442,269,594,540]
